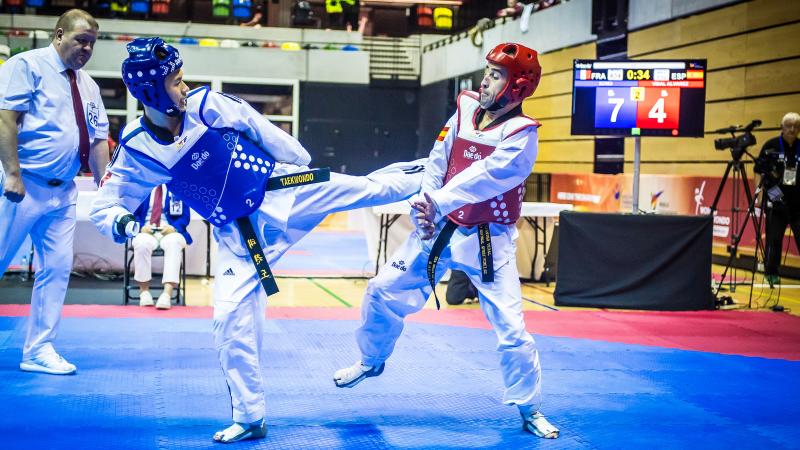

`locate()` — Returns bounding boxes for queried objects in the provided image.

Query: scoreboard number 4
[648,97,667,123]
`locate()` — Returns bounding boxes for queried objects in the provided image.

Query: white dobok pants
[211,160,425,424]
[132,231,187,285]
[0,173,77,361]
[356,227,542,412]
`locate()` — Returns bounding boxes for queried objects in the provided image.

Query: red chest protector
[444,91,540,226]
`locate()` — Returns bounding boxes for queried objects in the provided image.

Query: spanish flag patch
[436,126,450,142]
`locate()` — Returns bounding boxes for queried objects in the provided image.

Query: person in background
[325,0,343,29]
[291,0,318,28]
[240,0,267,27]
[341,0,360,32]
[757,112,800,288]
[0,9,109,375]
[497,0,524,18]
[131,184,192,310]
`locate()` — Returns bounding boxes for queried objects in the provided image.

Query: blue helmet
[122,37,183,116]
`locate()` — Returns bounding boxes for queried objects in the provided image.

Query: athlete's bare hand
[412,192,437,240]
[3,173,25,203]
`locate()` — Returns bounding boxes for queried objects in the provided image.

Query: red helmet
[486,43,542,105]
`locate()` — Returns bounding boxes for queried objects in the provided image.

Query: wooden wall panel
[524,94,572,119]
[623,130,782,164]
[706,68,745,102]
[744,93,800,127]
[637,23,800,70]
[745,59,800,98]
[535,140,595,176]
[535,71,574,98]
[537,42,596,73]
[628,2,747,56]
[745,0,800,31]
[538,117,593,142]
[622,162,733,176]
[628,0,800,57]
[744,23,800,64]
[534,161,595,174]
[524,0,798,176]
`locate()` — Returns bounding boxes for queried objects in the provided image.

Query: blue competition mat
[0,316,798,449]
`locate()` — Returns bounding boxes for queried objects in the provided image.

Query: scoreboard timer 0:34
[570,60,707,137]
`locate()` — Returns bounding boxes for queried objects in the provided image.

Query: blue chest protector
[165,128,276,227]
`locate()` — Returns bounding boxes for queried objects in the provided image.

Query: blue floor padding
[0,316,798,449]
[271,231,372,275]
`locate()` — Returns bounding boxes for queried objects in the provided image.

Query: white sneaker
[139,291,154,307]
[333,361,385,388]
[156,292,172,310]
[20,352,77,375]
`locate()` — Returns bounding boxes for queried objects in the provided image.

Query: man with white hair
[758,112,800,287]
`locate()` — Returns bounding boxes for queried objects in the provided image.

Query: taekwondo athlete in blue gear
[333,43,559,439]
[89,37,425,444]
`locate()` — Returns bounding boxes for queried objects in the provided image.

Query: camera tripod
[709,148,766,309]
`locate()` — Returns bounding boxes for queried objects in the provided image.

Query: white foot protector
[522,411,559,439]
[212,419,267,444]
[333,361,385,388]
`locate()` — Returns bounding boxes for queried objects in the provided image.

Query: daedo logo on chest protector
[464,145,482,161]
[191,151,210,170]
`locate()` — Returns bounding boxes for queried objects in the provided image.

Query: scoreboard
[570,59,707,137]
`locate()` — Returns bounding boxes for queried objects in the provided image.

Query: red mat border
[1,305,798,361]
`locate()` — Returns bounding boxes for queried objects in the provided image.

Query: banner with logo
[551,173,797,258]
[550,173,621,212]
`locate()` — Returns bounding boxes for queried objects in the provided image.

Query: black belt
[236,167,331,297]
[266,167,330,191]
[21,170,64,187]
[426,220,494,309]
[236,216,279,296]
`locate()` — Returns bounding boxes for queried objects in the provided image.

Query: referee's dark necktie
[149,185,163,227]
[66,69,91,173]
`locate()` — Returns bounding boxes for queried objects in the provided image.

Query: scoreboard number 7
[608,97,625,122]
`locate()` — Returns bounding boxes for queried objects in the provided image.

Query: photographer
[756,112,800,287]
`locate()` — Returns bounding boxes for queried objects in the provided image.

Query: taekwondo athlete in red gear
[0,9,110,376]
[333,42,559,439]
[89,37,425,444]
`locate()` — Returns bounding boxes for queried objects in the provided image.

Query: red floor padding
[1,305,798,360]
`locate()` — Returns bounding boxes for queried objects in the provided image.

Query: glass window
[96,78,128,110]
[107,115,127,150]
[186,80,211,91]
[221,83,293,116]
[272,121,293,136]
[136,80,211,110]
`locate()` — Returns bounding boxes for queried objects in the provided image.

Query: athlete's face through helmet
[483,42,542,112]
[479,63,509,111]
[122,37,185,117]
[164,68,190,114]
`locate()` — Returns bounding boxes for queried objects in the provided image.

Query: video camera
[714,119,762,160]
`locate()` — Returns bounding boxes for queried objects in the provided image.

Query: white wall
[0,13,362,44]
[421,0,596,86]
[1,13,369,84]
